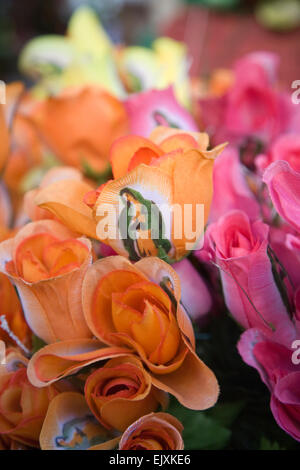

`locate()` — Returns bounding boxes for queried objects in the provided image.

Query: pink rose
[207,210,295,346]
[238,328,300,442]
[225,53,281,141]
[124,87,198,137]
[263,160,300,233]
[210,146,260,222]
[256,134,300,173]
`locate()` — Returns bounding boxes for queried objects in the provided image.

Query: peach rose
[85,355,168,431]
[0,220,92,343]
[83,258,185,371]
[118,412,184,450]
[28,256,219,411]
[0,364,57,447]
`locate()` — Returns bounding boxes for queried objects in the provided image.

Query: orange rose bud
[30,86,129,172]
[119,412,184,450]
[92,126,227,262]
[0,365,57,447]
[0,220,92,343]
[85,356,168,431]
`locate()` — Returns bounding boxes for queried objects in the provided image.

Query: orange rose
[0,220,92,343]
[30,86,129,172]
[93,127,226,261]
[28,256,219,411]
[118,412,184,450]
[83,258,196,374]
[0,364,57,447]
[34,126,226,261]
[0,273,31,351]
[109,126,211,180]
[39,393,183,451]
[85,356,168,431]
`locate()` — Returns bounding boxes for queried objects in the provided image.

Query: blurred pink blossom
[256,134,300,173]
[125,86,198,137]
[199,52,293,146]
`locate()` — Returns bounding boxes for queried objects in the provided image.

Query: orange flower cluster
[0,13,226,449]
[0,107,222,450]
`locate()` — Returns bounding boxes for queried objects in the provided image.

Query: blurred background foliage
[1,0,300,83]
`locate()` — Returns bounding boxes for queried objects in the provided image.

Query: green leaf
[207,401,245,428]
[168,399,231,450]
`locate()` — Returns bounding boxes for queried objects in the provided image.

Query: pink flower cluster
[194,52,300,441]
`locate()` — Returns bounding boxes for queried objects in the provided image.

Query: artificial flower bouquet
[0,6,300,451]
